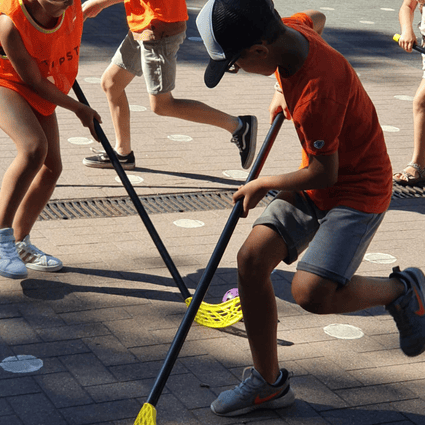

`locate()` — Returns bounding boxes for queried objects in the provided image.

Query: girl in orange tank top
[0,0,101,279]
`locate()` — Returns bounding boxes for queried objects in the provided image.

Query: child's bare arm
[0,15,101,140]
[398,0,418,52]
[301,10,326,35]
[233,152,338,217]
[82,0,124,20]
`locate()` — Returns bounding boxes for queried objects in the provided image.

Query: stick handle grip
[393,33,425,54]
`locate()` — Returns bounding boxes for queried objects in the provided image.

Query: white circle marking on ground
[84,77,101,84]
[320,7,335,10]
[68,137,93,145]
[394,95,414,101]
[381,8,395,11]
[324,324,364,340]
[223,170,249,179]
[130,105,147,112]
[381,125,400,133]
[173,219,205,228]
[188,36,203,42]
[0,355,43,373]
[359,21,375,25]
[364,253,397,264]
[115,175,144,184]
[167,134,193,142]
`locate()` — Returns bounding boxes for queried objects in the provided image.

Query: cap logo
[313,140,325,149]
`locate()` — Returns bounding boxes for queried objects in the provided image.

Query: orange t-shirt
[124,0,188,33]
[276,13,392,214]
[0,0,83,116]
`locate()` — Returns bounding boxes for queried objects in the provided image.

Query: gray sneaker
[16,235,63,272]
[231,116,257,169]
[386,266,425,357]
[0,228,27,279]
[211,367,294,417]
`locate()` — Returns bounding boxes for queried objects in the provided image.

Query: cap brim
[204,58,231,88]
[204,51,241,88]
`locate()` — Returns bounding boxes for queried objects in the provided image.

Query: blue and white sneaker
[231,116,257,169]
[0,228,28,279]
[386,266,425,357]
[16,235,63,272]
[211,367,294,417]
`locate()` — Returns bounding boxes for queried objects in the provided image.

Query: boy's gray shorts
[111,30,186,94]
[253,191,385,286]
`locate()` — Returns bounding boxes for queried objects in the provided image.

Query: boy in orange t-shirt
[0,0,101,279]
[81,0,257,170]
[196,0,425,417]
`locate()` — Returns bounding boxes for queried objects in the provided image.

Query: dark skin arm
[233,151,338,217]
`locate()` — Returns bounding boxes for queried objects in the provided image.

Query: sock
[233,118,243,135]
[271,370,283,387]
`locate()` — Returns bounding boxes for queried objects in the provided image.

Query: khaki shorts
[111,30,186,94]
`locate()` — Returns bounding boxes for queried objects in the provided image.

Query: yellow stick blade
[185,297,243,328]
[134,403,156,425]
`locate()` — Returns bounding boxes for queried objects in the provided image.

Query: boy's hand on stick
[397,31,417,52]
[75,104,102,141]
[233,179,269,218]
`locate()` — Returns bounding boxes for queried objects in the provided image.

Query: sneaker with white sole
[16,235,63,272]
[211,367,295,417]
[386,266,425,357]
[0,228,28,279]
[83,148,135,170]
[231,116,257,169]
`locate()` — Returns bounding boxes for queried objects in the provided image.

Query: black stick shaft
[147,112,284,407]
[72,81,190,300]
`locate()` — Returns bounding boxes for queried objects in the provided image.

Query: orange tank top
[124,0,188,33]
[0,0,83,115]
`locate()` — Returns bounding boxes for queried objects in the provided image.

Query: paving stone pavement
[1,0,425,424]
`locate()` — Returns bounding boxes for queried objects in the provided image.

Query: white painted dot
[0,355,43,373]
[130,105,147,112]
[115,175,144,184]
[364,252,397,264]
[324,324,364,340]
[84,77,101,84]
[167,134,193,142]
[360,20,375,25]
[320,7,335,10]
[394,95,414,101]
[68,137,93,145]
[223,170,249,179]
[381,125,400,133]
[188,36,203,42]
[381,7,395,11]
[173,219,205,228]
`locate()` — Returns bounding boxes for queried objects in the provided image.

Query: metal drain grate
[39,185,423,221]
[392,182,425,199]
[39,190,279,221]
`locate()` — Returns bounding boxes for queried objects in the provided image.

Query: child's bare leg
[291,271,405,315]
[0,88,48,229]
[101,63,135,156]
[13,112,62,241]
[149,91,240,133]
[237,224,289,384]
[394,78,425,181]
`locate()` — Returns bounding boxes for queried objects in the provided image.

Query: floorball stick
[133,112,285,425]
[72,80,244,328]
[393,33,425,54]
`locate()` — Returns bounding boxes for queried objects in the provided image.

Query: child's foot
[83,148,136,170]
[0,228,28,279]
[16,235,63,272]
[231,116,257,169]
[386,266,425,356]
[211,367,294,417]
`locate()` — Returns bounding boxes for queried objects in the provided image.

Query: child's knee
[291,271,337,314]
